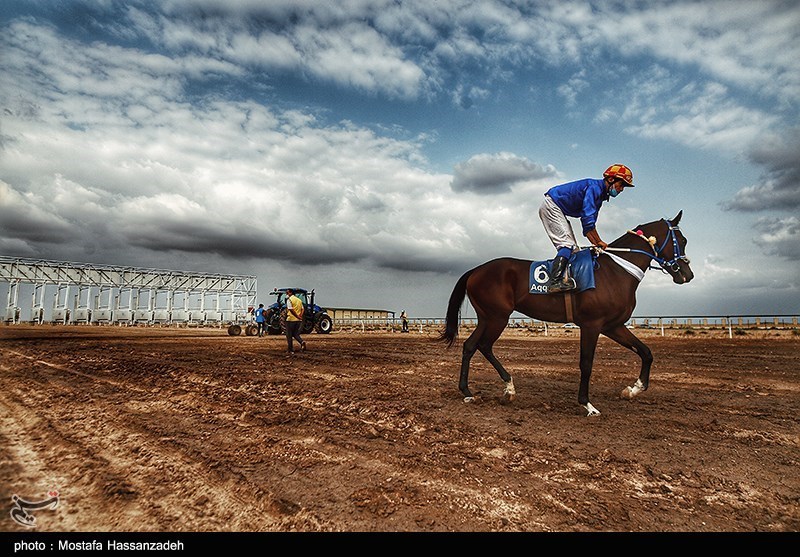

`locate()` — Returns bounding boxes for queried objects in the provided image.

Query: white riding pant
[539,195,579,252]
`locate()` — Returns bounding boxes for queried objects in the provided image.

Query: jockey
[538,164,635,292]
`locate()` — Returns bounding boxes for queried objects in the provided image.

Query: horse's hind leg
[602,324,653,399]
[459,325,484,401]
[459,318,515,402]
[476,319,516,403]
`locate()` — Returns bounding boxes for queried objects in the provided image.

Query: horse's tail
[437,269,473,347]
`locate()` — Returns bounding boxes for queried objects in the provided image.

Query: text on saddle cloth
[529,248,596,294]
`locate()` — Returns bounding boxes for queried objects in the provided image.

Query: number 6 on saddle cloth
[529,249,596,294]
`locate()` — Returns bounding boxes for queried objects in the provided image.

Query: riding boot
[547,256,576,293]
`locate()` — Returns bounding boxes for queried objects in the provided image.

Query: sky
[1,0,799,320]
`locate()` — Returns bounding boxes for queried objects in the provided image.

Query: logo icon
[10,491,59,527]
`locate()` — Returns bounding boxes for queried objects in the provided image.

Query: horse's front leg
[601,324,653,399]
[578,326,602,416]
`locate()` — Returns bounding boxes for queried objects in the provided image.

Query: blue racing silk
[545,178,609,235]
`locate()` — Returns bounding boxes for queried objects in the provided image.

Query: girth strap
[564,292,574,324]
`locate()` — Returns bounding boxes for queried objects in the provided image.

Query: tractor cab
[272,287,311,308]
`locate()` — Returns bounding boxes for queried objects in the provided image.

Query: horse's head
[626,211,694,284]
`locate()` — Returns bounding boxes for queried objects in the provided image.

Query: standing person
[284,288,306,354]
[254,303,267,336]
[538,164,635,292]
[400,310,409,333]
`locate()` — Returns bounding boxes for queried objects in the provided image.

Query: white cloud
[557,70,588,108]
[129,2,428,99]
[622,75,778,154]
[592,1,800,105]
[291,22,425,99]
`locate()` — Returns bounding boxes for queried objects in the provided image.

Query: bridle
[603,218,691,275]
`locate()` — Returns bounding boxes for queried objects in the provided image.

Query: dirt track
[1,325,798,532]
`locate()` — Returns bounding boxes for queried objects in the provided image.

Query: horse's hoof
[463,395,482,404]
[622,379,645,399]
[621,380,644,399]
[583,402,601,416]
[621,386,634,399]
[500,392,515,404]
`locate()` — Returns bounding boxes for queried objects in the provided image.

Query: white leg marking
[621,378,645,399]
[463,396,476,403]
[503,379,516,401]
[583,402,600,416]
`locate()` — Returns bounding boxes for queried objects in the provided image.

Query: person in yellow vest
[285,288,306,354]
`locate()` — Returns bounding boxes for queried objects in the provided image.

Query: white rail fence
[2,303,797,340]
[327,314,799,338]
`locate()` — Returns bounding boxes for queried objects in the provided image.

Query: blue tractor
[264,288,333,335]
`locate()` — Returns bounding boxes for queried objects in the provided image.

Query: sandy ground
[1,325,798,533]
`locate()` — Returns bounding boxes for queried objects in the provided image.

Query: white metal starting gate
[0,255,257,325]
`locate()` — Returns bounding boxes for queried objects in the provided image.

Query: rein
[585,218,690,275]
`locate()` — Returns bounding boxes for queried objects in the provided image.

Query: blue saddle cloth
[529,249,596,295]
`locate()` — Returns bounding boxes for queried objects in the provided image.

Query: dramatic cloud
[1,1,798,317]
[722,128,800,212]
[450,153,556,194]
[752,216,800,261]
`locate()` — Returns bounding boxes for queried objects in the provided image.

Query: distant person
[400,310,409,333]
[254,303,267,336]
[285,288,306,354]
[539,164,635,292]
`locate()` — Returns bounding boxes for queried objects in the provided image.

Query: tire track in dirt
[3,345,539,530]
[0,354,719,532]
[140,356,553,530]
[0,386,78,532]
[106,346,587,530]
[0,348,329,531]
[2,330,798,531]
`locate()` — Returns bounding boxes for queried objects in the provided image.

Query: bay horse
[438,211,694,416]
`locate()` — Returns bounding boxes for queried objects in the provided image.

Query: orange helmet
[603,164,634,186]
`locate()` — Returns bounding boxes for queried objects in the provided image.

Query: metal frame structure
[0,255,257,325]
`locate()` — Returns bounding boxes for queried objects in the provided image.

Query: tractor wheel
[265,309,280,335]
[245,324,258,336]
[227,324,242,336]
[315,314,333,334]
[278,308,289,334]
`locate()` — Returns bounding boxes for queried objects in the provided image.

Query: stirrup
[548,277,576,293]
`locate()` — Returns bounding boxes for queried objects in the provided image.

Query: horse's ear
[672,210,683,225]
